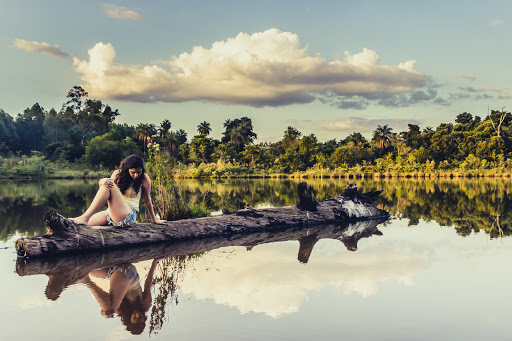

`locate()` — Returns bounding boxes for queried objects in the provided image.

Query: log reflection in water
[16,218,386,333]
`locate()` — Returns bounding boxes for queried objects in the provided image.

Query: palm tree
[223,119,232,129]
[136,123,157,157]
[197,121,212,136]
[136,123,157,143]
[175,129,188,145]
[161,131,182,154]
[159,119,171,137]
[373,124,393,149]
[238,117,257,145]
[230,126,246,152]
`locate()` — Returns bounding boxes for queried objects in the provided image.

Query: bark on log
[15,183,389,258]
[16,218,386,300]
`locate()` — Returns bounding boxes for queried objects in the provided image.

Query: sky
[1,0,511,142]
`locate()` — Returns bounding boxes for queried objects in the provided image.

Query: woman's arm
[142,259,159,311]
[110,169,120,182]
[142,174,166,224]
[81,275,115,317]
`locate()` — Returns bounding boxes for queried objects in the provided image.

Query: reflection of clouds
[486,315,505,326]
[180,242,423,318]
[19,295,54,309]
[107,325,133,341]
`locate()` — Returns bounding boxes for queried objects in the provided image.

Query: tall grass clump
[144,144,210,221]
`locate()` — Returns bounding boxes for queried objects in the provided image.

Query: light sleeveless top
[123,185,142,212]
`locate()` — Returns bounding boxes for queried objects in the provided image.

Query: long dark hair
[118,296,147,335]
[115,154,145,195]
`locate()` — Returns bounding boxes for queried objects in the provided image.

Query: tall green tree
[372,124,393,149]
[189,135,215,163]
[281,126,301,150]
[279,134,319,171]
[230,125,246,152]
[175,129,188,145]
[61,86,120,144]
[0,109,20,154]
[242,145,266,165]
[330,141,370,167]
[136,123,157,143]
[222,117,257,151]
[15,103,46,154]
[159,119,172,137]
[84,133,141,168]
[197,121,212,136]
[343,132,367,145]
[400,124,422,150]
[136,123,157,158]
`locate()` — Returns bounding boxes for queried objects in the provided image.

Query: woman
[79,259,160,335]
[71,154,166,226]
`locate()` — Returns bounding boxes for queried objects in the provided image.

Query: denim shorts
[105,208,138,227]
[106,264,139,282]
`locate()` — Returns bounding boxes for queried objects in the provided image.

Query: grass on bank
[0,154,108,179]
[172,160,512,180]
[3,153,512,180]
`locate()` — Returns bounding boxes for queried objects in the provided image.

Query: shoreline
[2,170,512,180]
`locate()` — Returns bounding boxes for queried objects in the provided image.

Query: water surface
[2,178,511,340]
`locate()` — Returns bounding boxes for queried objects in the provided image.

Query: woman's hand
[102,179,115,189]
[101,309,115,318]
[152,219,167,225]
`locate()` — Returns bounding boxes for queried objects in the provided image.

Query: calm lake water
[2,178,512,340]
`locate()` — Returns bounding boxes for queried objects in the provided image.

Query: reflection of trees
[180,178,512,238]
[0,180,98,240]
[4,178,512,241]
[150,255,199,334]
[372,179,512,238]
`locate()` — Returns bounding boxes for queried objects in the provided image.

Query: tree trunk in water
[15,183,388,258]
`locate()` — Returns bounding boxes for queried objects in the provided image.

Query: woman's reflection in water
[79,259,159,335]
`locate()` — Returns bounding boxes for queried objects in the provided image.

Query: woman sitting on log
[71,154,166,227]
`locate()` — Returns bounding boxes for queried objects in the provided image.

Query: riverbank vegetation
[2,86,512,178]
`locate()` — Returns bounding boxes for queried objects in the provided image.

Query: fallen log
[15,183,389,258]
[16,218,386,300]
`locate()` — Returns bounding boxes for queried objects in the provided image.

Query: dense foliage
[2,86,512,175]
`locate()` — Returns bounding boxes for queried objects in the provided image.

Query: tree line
[1,86,512,173]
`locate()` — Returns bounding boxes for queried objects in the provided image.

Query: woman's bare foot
[69,215,89,225]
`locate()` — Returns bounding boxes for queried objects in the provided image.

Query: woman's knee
[99,178,110,187]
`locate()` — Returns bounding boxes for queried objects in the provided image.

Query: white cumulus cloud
[12,39,71,59]
[103,4,145,20]
[73,29,428,107]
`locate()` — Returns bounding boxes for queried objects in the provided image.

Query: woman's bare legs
[70,178,131,226]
